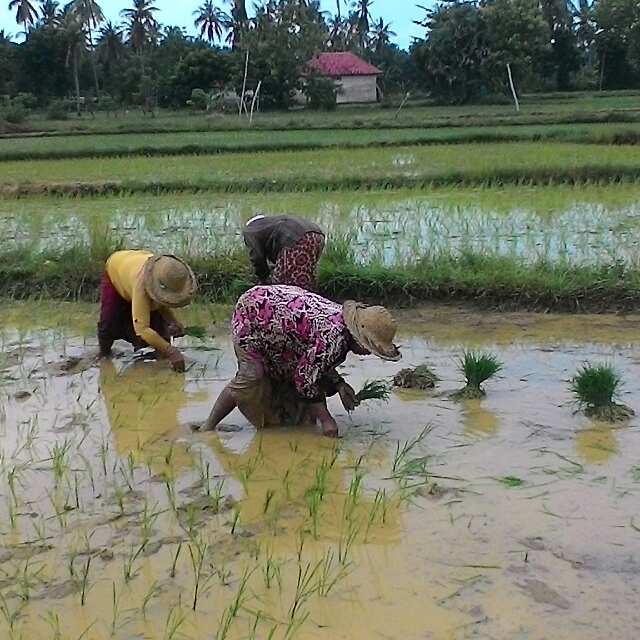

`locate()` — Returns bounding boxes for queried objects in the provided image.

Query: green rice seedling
[16,558,45,601]
[0,592,23,638]
[141,580,162,619]
[187,536,211,611]
[263,488,276,514]
[229,566,254,618]
[338,517,360,566]
[452,352,503,399]
[365,489,387,540]
[99,438,110,476]
[79,555,92,606]
[169,542,183,579]
[355,379,391,404]
[231,508,241,534]
[498,476,524,488]
[164,604,187,640]
[49,439,73,486]
[318,549,351,597]
[262,548,283,591]
[140,499,163,544]
[570,363,634,421]
[392,425,432,478]
[123,542,146,583]
[42,610,62,640]
[289,561,321,622]
[393,365,439,390]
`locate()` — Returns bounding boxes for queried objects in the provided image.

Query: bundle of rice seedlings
[570,363,634,422]
[393,364,439,390]
[183,325,208,340]
[355,379,392,403]
[452,351,503,400]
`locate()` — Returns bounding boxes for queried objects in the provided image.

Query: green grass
[4,90,640,137]
[452,352,503,399]
[4,122,640,161]
[570,363,634,422]
[3,240,640,311]
[4,143,640,196]
[355,380,392,403]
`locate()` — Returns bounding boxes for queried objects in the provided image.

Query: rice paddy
[2,94,640,639]
[0,302,639,639]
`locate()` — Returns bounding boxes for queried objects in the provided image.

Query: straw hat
[342,301,401,362]
[143,254,197,308]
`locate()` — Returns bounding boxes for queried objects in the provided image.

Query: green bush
[46,99,69,120]
[3,103,27,124]
[13,92,38,109]
[188,88,208,110]
[305,76,339,111]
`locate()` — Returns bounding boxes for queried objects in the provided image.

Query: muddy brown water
[1,302,639,639]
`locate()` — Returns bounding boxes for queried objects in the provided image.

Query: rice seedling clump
[356,379,392,403]
[452,351,503,399]
[570,363,634,422]
[393,365,439,390]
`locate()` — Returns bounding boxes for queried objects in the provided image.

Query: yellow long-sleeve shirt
[106,250,177,354]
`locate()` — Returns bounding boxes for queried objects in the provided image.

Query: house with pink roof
[307,52,382,104]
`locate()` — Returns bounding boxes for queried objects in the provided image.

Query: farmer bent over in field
[243,215,325,290]
[98,250,197,372]
[194,285,401,438]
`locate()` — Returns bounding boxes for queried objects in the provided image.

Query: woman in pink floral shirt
[198,285,401,437]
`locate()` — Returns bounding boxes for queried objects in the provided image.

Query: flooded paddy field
[1,301,639,639]
[3,185,640,267]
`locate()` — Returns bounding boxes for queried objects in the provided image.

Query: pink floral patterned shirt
[232,286,349,400]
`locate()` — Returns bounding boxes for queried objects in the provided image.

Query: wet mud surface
[0,302,639,639]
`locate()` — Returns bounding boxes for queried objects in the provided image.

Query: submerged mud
[0,302,639,639]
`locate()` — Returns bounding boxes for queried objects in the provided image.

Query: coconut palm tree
[97,20,125,66]
[224,0,248,48]
[38,0,60,27]
[121,0,160,54]
[354,0,372,47]
[193,0,229,43]
[60,5,87,115]
[8,0,38,39]
[370,17,394,53]
[70,0,104,99]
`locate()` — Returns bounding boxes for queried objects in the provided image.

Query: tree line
[0,0,638,118]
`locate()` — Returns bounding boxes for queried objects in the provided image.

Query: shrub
[305,76,339,111]
[3,103,27,124]
[188,88,209,111]
[46,100,69,120]
[13,92,38,110]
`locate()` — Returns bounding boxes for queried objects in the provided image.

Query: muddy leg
[201,386,238,431]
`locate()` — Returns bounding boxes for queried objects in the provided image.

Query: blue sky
[1,1,425,49]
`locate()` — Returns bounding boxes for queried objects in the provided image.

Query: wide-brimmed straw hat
[343,301,402,362]
[143,254,197,308]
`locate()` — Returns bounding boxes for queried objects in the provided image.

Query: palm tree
[70,0,104,99]
[97,20,125,66]
[120,0,160,54]
[224,0,248,48]
[569,0,595,56]
[193,0,229,43]
[38,0,59,27]
[370,17,394,53]
[60,5,87,115]
[8,0,38,39]
[354,0,373,47]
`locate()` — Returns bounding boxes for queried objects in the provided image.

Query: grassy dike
[1,241,638,312]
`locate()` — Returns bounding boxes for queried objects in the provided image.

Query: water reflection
[100,359,207,473]
[462,399,500,438]
[575,423,619,464]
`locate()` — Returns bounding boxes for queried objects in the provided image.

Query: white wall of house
[336,75,378,104]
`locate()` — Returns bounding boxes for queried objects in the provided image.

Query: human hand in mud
[338,382,359,413]
[167,346,186,372]
[322,418,339,438]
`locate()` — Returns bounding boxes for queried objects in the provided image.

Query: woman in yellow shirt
[98,250,197,372]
